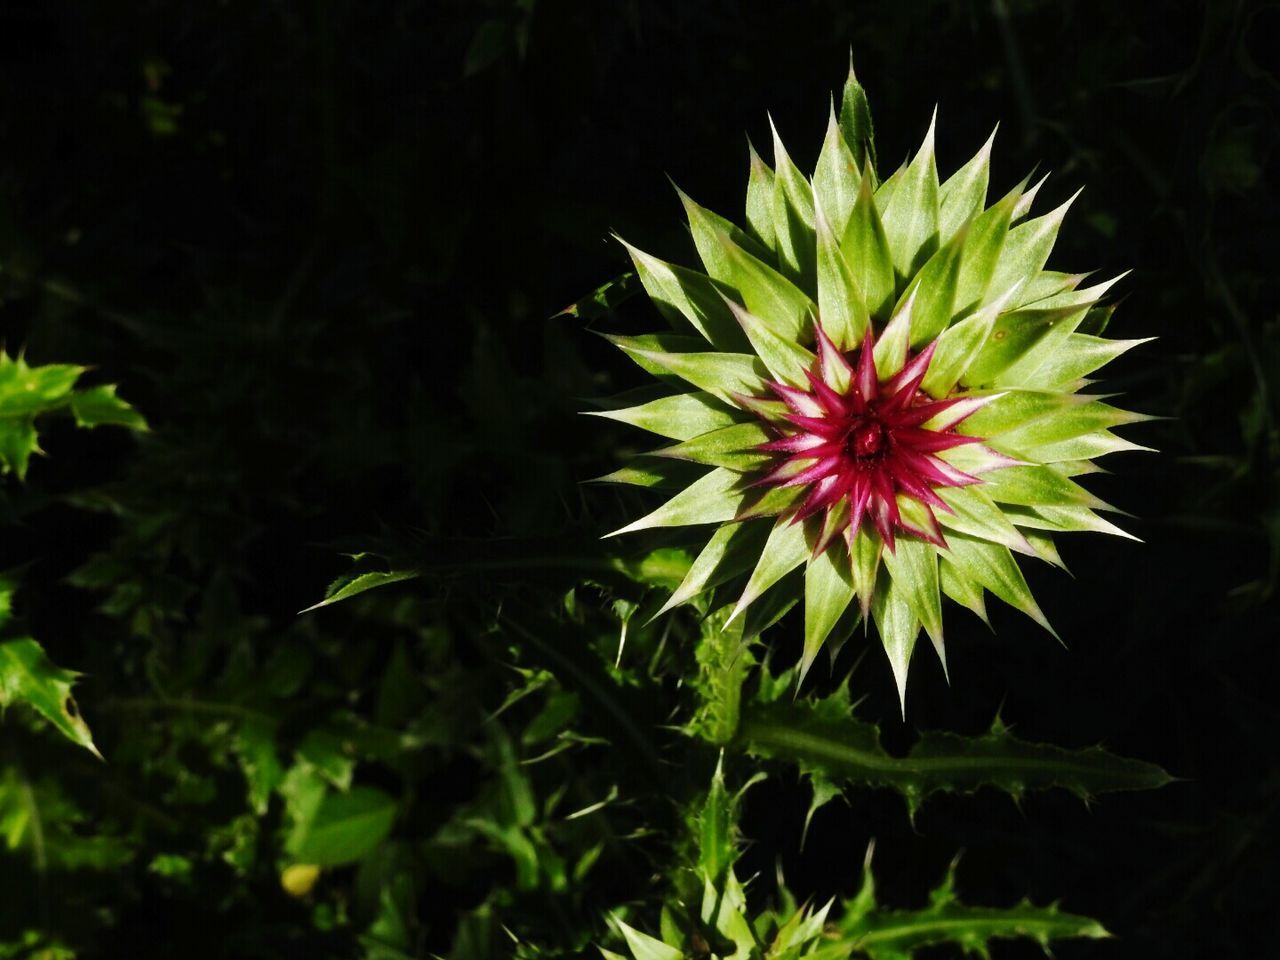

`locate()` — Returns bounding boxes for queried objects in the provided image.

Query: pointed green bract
[730,519,809,622]
[1025,334,1150,389]
[872,287,916,379]
[656,521,768,617]
[744,139,777,249]
[843,165,897,319]
[880,538,943,676]
[722,297,816,387]
[937,486,1034,555]
[814,102,861,237]
[678,187,772,281]
[938,127,994,242]
[899,225,965,345]
[655,421,772,471]
[987,189,1080,302]
[587,391,742,441]
[617,238,748,352]
[770,118,818,290]
[802,547,856,682]
[880,112,939,281]
[940,557,988,622]
[945,536,1057,637]
[871,579,918,713]
[815,199,870,353]
[919,290,1017,396]
[606,336,769,405]
[607,467,747,537]
[954,178,1022,313]
[838,60,876,174]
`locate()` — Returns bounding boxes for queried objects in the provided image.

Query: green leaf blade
[0,637,99,757]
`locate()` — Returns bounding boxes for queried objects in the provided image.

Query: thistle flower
[593,65,1150,710]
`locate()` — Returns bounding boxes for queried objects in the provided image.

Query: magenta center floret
[747,322,1004,556]
[847,416,889,460]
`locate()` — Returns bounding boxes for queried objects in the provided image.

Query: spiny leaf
[0,353,84,417]
[737,693,1172,819]
[68,384,149,431]
[691,608,755,745]
[0,418,37,480]
[0,637,100,757]
[694,757,736,885]
[840,851,1112,958]
[301,567,419,613]
[1,352,142,478]
[554,270,640,320]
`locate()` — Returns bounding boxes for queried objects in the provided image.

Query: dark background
[0,1,1277,958]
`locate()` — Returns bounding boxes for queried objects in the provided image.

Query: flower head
[592,66,1150,710]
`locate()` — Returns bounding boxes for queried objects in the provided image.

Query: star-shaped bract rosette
[590,65,1151,711]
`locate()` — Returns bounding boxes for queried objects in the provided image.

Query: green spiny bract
[593,64,1150,712]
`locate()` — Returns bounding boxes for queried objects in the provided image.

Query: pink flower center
[847,415,889,461]
[748,323,1000,555]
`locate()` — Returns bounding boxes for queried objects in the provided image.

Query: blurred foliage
[0,1,1275,958]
